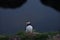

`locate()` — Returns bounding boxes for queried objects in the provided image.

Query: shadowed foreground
[0,0,27,9]
[40,0,60,12]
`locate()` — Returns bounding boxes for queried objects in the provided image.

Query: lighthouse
[25,21,33,33]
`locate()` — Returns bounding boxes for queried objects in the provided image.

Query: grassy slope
[0,31,60,40]
[16,31,60,40]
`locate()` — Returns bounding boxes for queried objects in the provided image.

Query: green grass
[0,31,60,40]
[0,36,9,40]
[16,31,60,40]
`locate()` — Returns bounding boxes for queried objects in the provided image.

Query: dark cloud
[40,0,60,12]
[0,0,27,9]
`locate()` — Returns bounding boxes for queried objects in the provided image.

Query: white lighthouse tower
[25,21,33,33]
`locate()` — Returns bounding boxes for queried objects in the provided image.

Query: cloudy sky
[0,0,60,34]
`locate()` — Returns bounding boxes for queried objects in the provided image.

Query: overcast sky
[0,0,60,34]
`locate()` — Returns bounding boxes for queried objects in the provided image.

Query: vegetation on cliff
[0,31,60,40]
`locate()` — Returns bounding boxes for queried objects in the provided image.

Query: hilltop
[0,31,60,40]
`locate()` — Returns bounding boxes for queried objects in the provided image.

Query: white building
[25,21,33,33]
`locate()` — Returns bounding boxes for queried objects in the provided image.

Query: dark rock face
[0,0,27,9]
[40,0,60,12]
